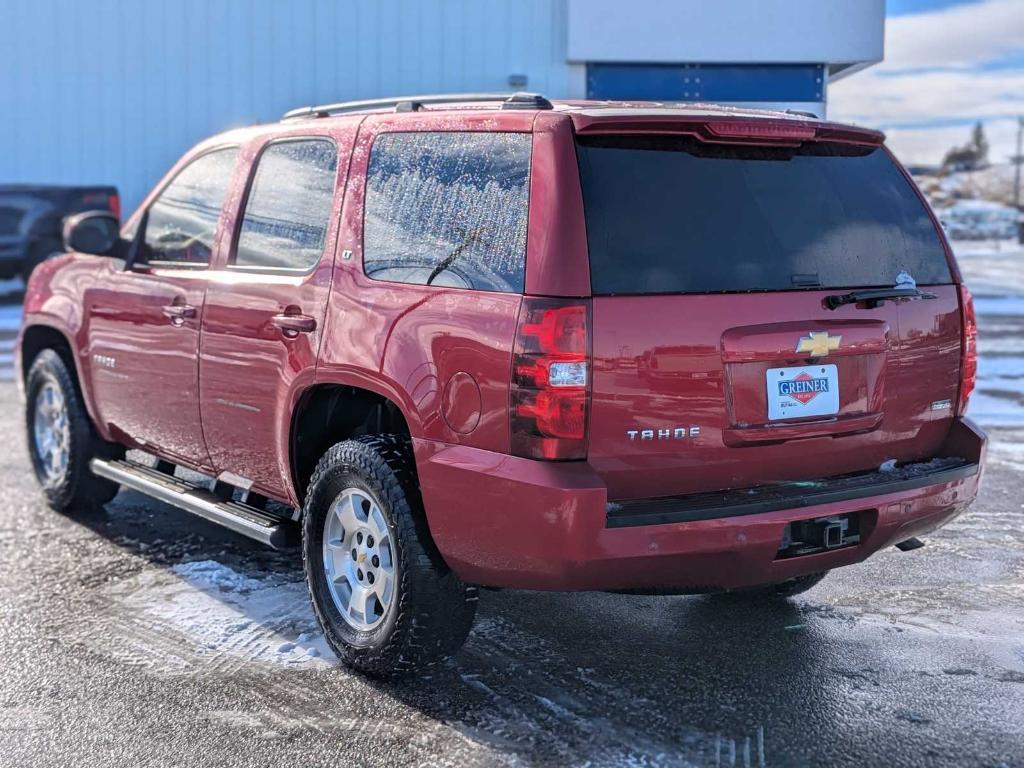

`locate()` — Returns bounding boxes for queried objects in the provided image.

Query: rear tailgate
[574,126,961,501]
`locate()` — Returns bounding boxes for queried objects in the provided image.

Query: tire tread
[302,434,477,677]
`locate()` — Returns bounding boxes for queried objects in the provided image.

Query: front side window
[363,132,532,293]
[234,139,338,271]
[144,148,238,266]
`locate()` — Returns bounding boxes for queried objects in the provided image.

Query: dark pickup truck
[0,185,119,283]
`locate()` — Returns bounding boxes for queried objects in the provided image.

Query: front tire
[24,349,122,511]
[302,435,477,677]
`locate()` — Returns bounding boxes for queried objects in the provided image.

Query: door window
[233,139,338,271]
[144,147,238,266]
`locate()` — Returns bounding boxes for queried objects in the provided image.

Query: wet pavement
[1,246,1023,767]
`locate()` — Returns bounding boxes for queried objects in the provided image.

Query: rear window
[576,135,952,295]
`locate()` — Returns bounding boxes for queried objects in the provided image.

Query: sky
[829,0,1024,167]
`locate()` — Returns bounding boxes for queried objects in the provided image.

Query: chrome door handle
[271,312,316,338]
[161,303,197,325]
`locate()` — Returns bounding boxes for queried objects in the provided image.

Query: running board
[90,458,296,549]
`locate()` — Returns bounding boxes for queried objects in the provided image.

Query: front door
[85,147,239,467]
[199,131,353,502]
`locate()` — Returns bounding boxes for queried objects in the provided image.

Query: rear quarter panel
[316,111,543,452]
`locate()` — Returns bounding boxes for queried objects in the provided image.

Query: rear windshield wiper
[825,287,936,310]
[426,226,484,286]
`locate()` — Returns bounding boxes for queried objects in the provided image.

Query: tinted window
[144,148,238,265]
[364,132,531,293]
[235,139,337,270]
[576,136,952,295]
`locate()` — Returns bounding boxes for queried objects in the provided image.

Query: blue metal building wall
[587,64,826,103]
[0,0,573,213]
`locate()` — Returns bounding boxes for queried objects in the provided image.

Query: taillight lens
[958,284,977,416]
[704,121,817,142]
[108,193,121,222]
[511,298,591,460]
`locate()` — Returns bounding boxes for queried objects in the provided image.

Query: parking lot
[1,243,1022,767]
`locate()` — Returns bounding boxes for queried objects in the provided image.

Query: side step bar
[90,458,296,549]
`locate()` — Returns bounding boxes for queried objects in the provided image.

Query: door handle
[271,312,317,338]
[161,303,197,326]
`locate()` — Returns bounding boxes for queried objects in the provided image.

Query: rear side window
[144,148,238,266]
[576,136,952,295]
[363,132,531,293]
[234,139,337,271]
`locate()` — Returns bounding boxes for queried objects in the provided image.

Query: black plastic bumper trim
[606,460,979,529]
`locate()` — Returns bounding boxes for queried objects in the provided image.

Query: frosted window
[364,132,531,293]
[235,139,337,270]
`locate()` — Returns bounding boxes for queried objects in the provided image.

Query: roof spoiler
[573,114,885,147]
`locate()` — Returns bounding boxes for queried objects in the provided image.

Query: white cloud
[884,0,1024,70]
[829,0,1024,165]
[832,69,1024,124]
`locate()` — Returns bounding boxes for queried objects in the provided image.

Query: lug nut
[351,549,358,560]
[367,572,375,584]
[357,569,364,581]
[356,532,363,544]
[367,535,374,548]
[372,555,380,567]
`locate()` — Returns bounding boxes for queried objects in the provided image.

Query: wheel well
[20,325,77,386]
[291,385,412,501]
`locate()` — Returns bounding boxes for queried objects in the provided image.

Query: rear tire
[302,435,477,677]
[24,349,123,511]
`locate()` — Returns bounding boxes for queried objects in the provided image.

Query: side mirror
[63,211,121,256]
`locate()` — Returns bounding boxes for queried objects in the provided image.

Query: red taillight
[511,298,591,460]
[108,194,121,222]
[958,284,977,416]
[704,121,817,142]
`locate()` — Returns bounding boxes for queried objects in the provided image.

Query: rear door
[574,130,961,501]
[199,129,353,502]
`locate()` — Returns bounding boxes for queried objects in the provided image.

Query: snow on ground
[951,239,1024,297]
[953,238,1024,429]
[80,558,336,674]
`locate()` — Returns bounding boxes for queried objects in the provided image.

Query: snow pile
[953,240,1024,297]
[954,240,1024,427]
[937,199,1020,241]
[915,163,1021,212]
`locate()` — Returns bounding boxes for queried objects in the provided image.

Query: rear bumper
[415,418,987,591]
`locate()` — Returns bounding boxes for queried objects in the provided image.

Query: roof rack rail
[282,92,553,120]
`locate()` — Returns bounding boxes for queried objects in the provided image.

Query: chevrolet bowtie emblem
[796,331,842,357]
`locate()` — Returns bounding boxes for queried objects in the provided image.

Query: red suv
[17,94,986,676]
